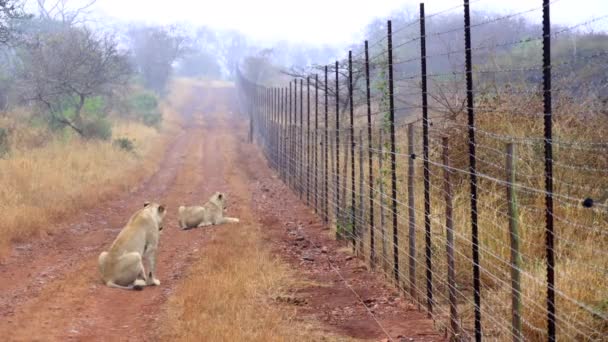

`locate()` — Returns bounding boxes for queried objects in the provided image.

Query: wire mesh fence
[237,1,608,340]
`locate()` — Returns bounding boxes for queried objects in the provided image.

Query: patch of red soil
[237,135,444,341]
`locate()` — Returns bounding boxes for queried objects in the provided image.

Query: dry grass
[409,103,608,341]
[159,214,351,341]
[0,83,187,256]
[318,94,608,340]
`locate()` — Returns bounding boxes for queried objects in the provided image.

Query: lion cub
[98,202,166,290]
[178,191,240,229]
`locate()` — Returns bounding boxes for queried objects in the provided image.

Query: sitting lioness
[178,191,240,229]
[98,202,166,290]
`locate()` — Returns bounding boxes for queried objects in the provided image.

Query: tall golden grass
[0,82,187,256]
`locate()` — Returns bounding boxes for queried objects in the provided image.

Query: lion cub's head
[209,192,228,210]
[144,201,167,231]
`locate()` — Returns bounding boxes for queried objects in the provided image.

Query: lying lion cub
[178,191,240,229]
[98,202,166,290]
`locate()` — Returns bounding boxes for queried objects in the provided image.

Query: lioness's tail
[106,280,145,291]
[98,251,108,276]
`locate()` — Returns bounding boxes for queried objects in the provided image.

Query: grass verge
[160,220,354,341]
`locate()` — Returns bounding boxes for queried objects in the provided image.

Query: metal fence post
[275,88,279,168]
[293,80,296,190]
[300,78,304,199]
[292,80,297,191]
[358,130,365,254]
[265,88,269,152]
[273,88,276,170]
[264,87,266,147]
[264,87,267,151]
[349,51,356,250]
[269,87,272,163]
[271,87,274,169]
[284,86,288,181]
[279,87,286,182]
[379,129,387,274]
[407,123,417,299]
[279,87,284,177]
[267,88,270,157]
[262,86,264,144]
[315,74,319,214]
[419,3,433,316]
[307,76,311,206]
[542,0,556,339]
[261,87,265,148]
[258,87,268,143]
[290,81,295,190]
[260,86,263,142]
[325,66,329,224]
[249,86,253,143]
[464,1,481,339]
[285,86,288,180]
[330,128,335,225]
[258,87,261,145]
[364,40,375,268]
[387,19,399,285]
[335,61,341,237]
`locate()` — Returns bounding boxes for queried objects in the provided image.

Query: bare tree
[220,30,248,80]
[36,0,95,25]
[282,60,366,116]
[18,26,131,137]
[0,0,30,44]
[127,25,188,95]
[241,48,276,84]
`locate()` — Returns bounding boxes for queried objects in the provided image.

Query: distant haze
[29,0,608,48]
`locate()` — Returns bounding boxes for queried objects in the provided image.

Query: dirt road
[0,85,440,341]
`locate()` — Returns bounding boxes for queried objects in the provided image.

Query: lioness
[98,202,166,290]
[178,192,240,229]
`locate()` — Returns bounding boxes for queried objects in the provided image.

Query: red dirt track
[0,85,442,341]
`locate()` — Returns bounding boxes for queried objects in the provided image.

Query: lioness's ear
[158,205,166,214]
[144,201,151,207]
[218,193,223,200]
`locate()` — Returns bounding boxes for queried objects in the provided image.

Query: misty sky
[31,0,608,46]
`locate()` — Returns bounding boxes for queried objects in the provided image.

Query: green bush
[130,92,162,128]
[0,127,9,157]
[142,110,162,127]
[113,137,135,152]
[82,117,112,140]
[44,95,112,140]
[82,96,106,118]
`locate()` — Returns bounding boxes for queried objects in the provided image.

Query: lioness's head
[210,191,227,210]
[144,201,167,231]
